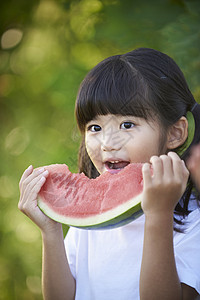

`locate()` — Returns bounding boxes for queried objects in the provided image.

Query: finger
[150,156,163,180]
[28,175,47,203]
[168,152,189,181]
[19,175,47,215]
[142,163,152,188]
[22,167,46,189]
[168,151,184,170]
[27,170,48,195]
[19,165,33,189]
[20,170,49,203]
[167,151,180,160]
[19,172,48,209]
[160,154,173,178]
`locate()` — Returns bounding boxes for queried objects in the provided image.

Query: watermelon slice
[38,163,144,229]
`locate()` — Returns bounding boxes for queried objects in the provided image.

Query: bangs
[75,55,154,132]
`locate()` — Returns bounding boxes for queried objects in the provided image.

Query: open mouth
[105,160,130,173]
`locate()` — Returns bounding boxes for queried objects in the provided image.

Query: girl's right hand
[18,165,61,234]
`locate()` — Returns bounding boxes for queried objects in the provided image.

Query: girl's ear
[167,116,188,150]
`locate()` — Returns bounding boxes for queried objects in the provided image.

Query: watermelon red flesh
[38,163,144,229]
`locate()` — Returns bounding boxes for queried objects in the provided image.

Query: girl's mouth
[105,160,130,174]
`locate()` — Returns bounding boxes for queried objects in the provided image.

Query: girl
[19,48,200,300]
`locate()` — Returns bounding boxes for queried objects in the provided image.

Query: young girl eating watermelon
[19,48,200,300]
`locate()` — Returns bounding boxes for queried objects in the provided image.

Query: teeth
[110,161,120,163]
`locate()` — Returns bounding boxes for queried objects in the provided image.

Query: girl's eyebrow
[86,119,100,126]
[88,117,99,122]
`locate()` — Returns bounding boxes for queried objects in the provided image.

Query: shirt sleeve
[174,208,200,294]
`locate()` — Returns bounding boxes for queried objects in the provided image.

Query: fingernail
[39,168,45,173]
[27,165,33,170]
[43,170,49,175]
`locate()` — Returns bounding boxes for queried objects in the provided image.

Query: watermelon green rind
[95,208,143,230]
[78,207,143,230]
[38,194,143,229]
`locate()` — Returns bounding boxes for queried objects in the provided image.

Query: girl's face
[85,114,168,175]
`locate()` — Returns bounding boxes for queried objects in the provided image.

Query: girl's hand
[187,144,200,191]
[141,152,189,217]
[18,165,61,234]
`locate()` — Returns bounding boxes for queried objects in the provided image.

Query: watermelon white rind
[38,163,144,229]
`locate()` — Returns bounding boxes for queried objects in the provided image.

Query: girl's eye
[120,122,135,129]
[88,124,101,132]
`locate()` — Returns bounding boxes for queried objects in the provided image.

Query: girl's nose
[101,143,119,151]
[101,129,122,151]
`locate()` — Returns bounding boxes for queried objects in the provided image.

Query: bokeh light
[1,28,23,50]
[5,127,30,156]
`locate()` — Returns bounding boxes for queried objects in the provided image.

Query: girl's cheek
[86,133,101,148]
[85,138,99,159]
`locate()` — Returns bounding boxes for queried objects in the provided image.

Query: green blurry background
[0,0,199,299]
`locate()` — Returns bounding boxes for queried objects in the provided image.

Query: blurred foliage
[0,0,199,299]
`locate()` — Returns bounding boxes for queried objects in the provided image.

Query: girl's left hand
[141,152,189,217]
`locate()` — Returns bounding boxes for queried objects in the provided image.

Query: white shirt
[64,205,200,300]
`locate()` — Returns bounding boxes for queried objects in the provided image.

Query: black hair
[75,47,200,225]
